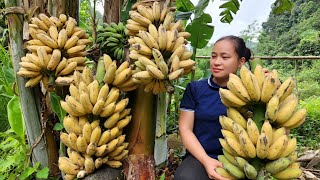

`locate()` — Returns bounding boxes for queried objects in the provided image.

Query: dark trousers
[174,155,210,180]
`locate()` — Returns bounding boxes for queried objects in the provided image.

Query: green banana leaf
[194,0,210,19]
[176,0,195,12]
[185,13,214,49]
[49,92,66,123]
[7,95,25,144]
[219,0,241,23]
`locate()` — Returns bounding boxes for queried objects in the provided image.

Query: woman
[174,35,251,180]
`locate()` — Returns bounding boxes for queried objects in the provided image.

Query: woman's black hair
[215,35,252,62]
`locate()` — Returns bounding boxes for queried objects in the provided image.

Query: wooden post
[103,0,120,23]
[4,0,49,169]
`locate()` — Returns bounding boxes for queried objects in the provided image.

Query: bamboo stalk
[4,0,49,168]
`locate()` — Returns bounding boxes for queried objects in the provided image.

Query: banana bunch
[126,2,194,95]
[17,13,92,91]
[59,115,130,179]
[60,66,132,119]
[58,67,131,179]
[220,65,307,129]
[217,113,302,179]
[97,22,128,61]
[102,54,138,92]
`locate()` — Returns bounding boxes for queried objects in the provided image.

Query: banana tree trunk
[5,0,49,169]
[103,0,120,23]
[48,0,79,21]
[125,87,156,179]
[154,93,168,166]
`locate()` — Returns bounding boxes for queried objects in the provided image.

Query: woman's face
[210,39,245,81]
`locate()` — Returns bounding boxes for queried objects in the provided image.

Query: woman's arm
[179,111,229,180]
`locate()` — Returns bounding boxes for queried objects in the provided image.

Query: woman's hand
[203,157,230,180]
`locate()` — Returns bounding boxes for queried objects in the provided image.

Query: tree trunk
[4,0,49,169]
[103,0,120,23]
[125,88,156,180]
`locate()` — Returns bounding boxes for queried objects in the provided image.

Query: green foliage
[50,92,66,131]
[0,44,14,132]
[219,0,241,23]
[291,97,320,150]
[7,96,24,144]
[185,13,214,49]
[272,0,295,14]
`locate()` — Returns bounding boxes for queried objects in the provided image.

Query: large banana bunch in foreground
[97,22,128,61]
[59,67,131,179]
[102,54,138,92]
[126,1,194,95]
[217,113,302,179]
[220,65,306,129]
[217,64,306,179]
[59,115,130,179]
[17,13,92,91]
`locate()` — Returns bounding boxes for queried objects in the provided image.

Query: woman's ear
[238,57,246,67]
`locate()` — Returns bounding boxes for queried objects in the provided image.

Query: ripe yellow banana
[104,60,117,84]
[105,160,122,168]
[98,130,111,146]
[256,133,270,159]
[113,98,129,113]
[130,11,152,27]
[112,150,129,161]
[166,30,178,51]
[280,108,306,129]
[89,80,99,105]
[106,138,119,153]
[84,156,95,173]
[246,118,259,146]
[63,115,82,135]
[148,23,158,40]
[225,137,247,157]
[97,84,110,101]
[239,130,256,158]
[76,135,88,153]
[261,120,273,144]
[267,134,288,160]
[272,167,302,179]
[104,112,120,129]
[92,99,104,115]
[276,94,298,124]
[58,157,80,175]
[221,129,237,141]
[25,74,43,87]
[47,49,61,71]
[219,88,246,107]
[240,66,261,102]
[227,107,247,129]
[105,87,120,106]
[163,12,174,30]
[82,122,92,144]
[58,28,68,48]
[178,31,191,39]
[260,73,279,103]
[265,96,279,122]
[253,64,265,90]
[275,77,295,102]
[272,127,286,144]
[100,102,116,117]
[17,70,41,78]
[48,25,58,42]
[115,115,132,129]
[113,67,132,86]
[132,43,152,56]
[152,1,160,22]
[80,92,93,114]
[37,33,58,49]
[158,24,167,50]
[279,137,296,158]
[219,138,237,156]
[58,62,77,76]
[19,62,41,71]
[38,13,55,28]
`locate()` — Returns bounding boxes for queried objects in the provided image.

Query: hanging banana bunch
[96,22,129,61]
[125,1,195,95]
[17,13,92,91]
[58,67,131,179]
[216,65,306,179]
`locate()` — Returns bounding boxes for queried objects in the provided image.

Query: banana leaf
[185,13,214,49]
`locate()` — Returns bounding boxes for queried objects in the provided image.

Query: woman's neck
[212,76,228,87]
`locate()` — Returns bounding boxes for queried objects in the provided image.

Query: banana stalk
[126,87,156,179]
[250,59,266,177]
[96,57,106,85]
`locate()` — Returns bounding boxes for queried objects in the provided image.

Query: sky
[190,0,274,43]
